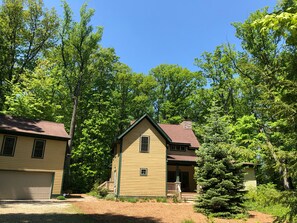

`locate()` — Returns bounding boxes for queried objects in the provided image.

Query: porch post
[175,165,180,182]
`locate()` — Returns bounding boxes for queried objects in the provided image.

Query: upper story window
[140,136,149,153]
[170,145,188,152]
[32,139,46,159]
[0,135,17,156]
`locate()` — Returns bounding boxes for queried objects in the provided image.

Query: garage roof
[0,115,70,140]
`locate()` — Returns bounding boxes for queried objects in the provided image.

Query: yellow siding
[244,167,257,190]
[120,119,167,197]
[0,134,67,195]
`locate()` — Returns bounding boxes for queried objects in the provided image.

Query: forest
[0,0,296,221]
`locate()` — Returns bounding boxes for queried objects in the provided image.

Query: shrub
[105,193,116,201]
[173,194,180,203]
[181,219,195,223]
[98,187,109,198]
[156,197,167,203]
[56,195,66,200]
[244,183,290,219]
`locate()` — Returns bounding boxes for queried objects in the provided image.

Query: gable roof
[0,115,70,140]
[159,124,200,148]
[118,114,200,148]
[117,114,172,142]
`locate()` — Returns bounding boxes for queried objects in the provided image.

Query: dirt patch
[0,200,94,223]
[73,195,274,223]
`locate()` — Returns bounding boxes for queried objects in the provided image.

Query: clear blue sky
[43,0,277,74]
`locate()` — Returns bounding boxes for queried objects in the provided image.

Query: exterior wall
[244,167,257,190]
[0,134,67,195]
[167,165,196,192]
[167,148,196,156]
[119,119,167,197]
[110,144,120,183]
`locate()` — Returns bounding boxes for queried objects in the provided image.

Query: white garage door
[0,170,53,200]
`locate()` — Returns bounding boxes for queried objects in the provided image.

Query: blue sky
[43,0,277,74]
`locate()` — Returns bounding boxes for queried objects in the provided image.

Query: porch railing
[98,181,115,192]
[167,182,182,200]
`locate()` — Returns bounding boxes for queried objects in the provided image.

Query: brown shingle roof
[0,115,70,140]
[167,154,197,162]
[159,124,200,148]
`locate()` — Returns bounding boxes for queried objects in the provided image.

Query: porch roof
[167,154,197,163]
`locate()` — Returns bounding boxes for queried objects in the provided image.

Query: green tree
[195,104,245,217]
[0,0,59,108]
[149,64,204,123]
[3,59,68,122]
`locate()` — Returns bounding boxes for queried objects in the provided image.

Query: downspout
[116,139,123,197]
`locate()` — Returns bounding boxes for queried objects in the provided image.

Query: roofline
[0,129,70,141]
[117,114,172,143]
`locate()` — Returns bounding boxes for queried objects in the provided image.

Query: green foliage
[244,184,290,220]
[195,104,246,218]
[118,197,139,203]
[156,197,167,203]
[149,64,205,123]
[105,194,116,201]
[57,195,66,200]
[181,219,195,223]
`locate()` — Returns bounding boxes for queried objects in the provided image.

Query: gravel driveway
[0,199,95,223]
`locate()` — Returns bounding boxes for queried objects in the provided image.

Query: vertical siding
[120,119,167,197]
[244,167,257,190]
[0,134,67,195]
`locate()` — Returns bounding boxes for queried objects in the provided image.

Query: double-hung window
[140,136,149,153]
[32,139,46,159]
[0,136,17,156]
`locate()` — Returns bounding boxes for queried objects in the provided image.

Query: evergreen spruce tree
[195,104,246,218]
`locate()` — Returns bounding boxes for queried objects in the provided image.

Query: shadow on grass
[0,213,161,223]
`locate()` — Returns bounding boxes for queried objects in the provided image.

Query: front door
[180,171,189,191]
[167,171,190,192]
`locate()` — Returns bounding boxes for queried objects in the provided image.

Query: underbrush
[244,183,297,222]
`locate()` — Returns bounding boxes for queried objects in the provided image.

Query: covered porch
[166,154,197,199]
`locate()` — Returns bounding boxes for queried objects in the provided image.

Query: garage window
[32,139,46,159]
[1,135,17,156]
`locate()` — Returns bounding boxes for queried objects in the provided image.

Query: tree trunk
[63,96,79,190]
[68,96,79,152]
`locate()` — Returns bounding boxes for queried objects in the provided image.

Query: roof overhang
[117,114,172,143]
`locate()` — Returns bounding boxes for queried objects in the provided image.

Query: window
[140,136,149,152]
[1,136,17,156]
[32,139,46,159]
[170,144,188,152]
[140,168,148,176]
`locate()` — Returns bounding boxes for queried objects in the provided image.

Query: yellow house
[110,114,257,198]
[0,115,69,200]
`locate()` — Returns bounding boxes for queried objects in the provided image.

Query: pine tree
[195,104,246,218]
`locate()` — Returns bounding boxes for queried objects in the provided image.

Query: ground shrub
[181,219,195,223]
[156,197,167,203]
[244,183,290,220]
[56,195,66,200]
[105,193,116,201]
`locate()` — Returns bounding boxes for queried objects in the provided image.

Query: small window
[32,139,46,159]
[170,144,188,152]
[140,136,149,153]
[140,168,148,176]
[1,136,17,156]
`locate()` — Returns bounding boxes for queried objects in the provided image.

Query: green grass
[181,219,195,223]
